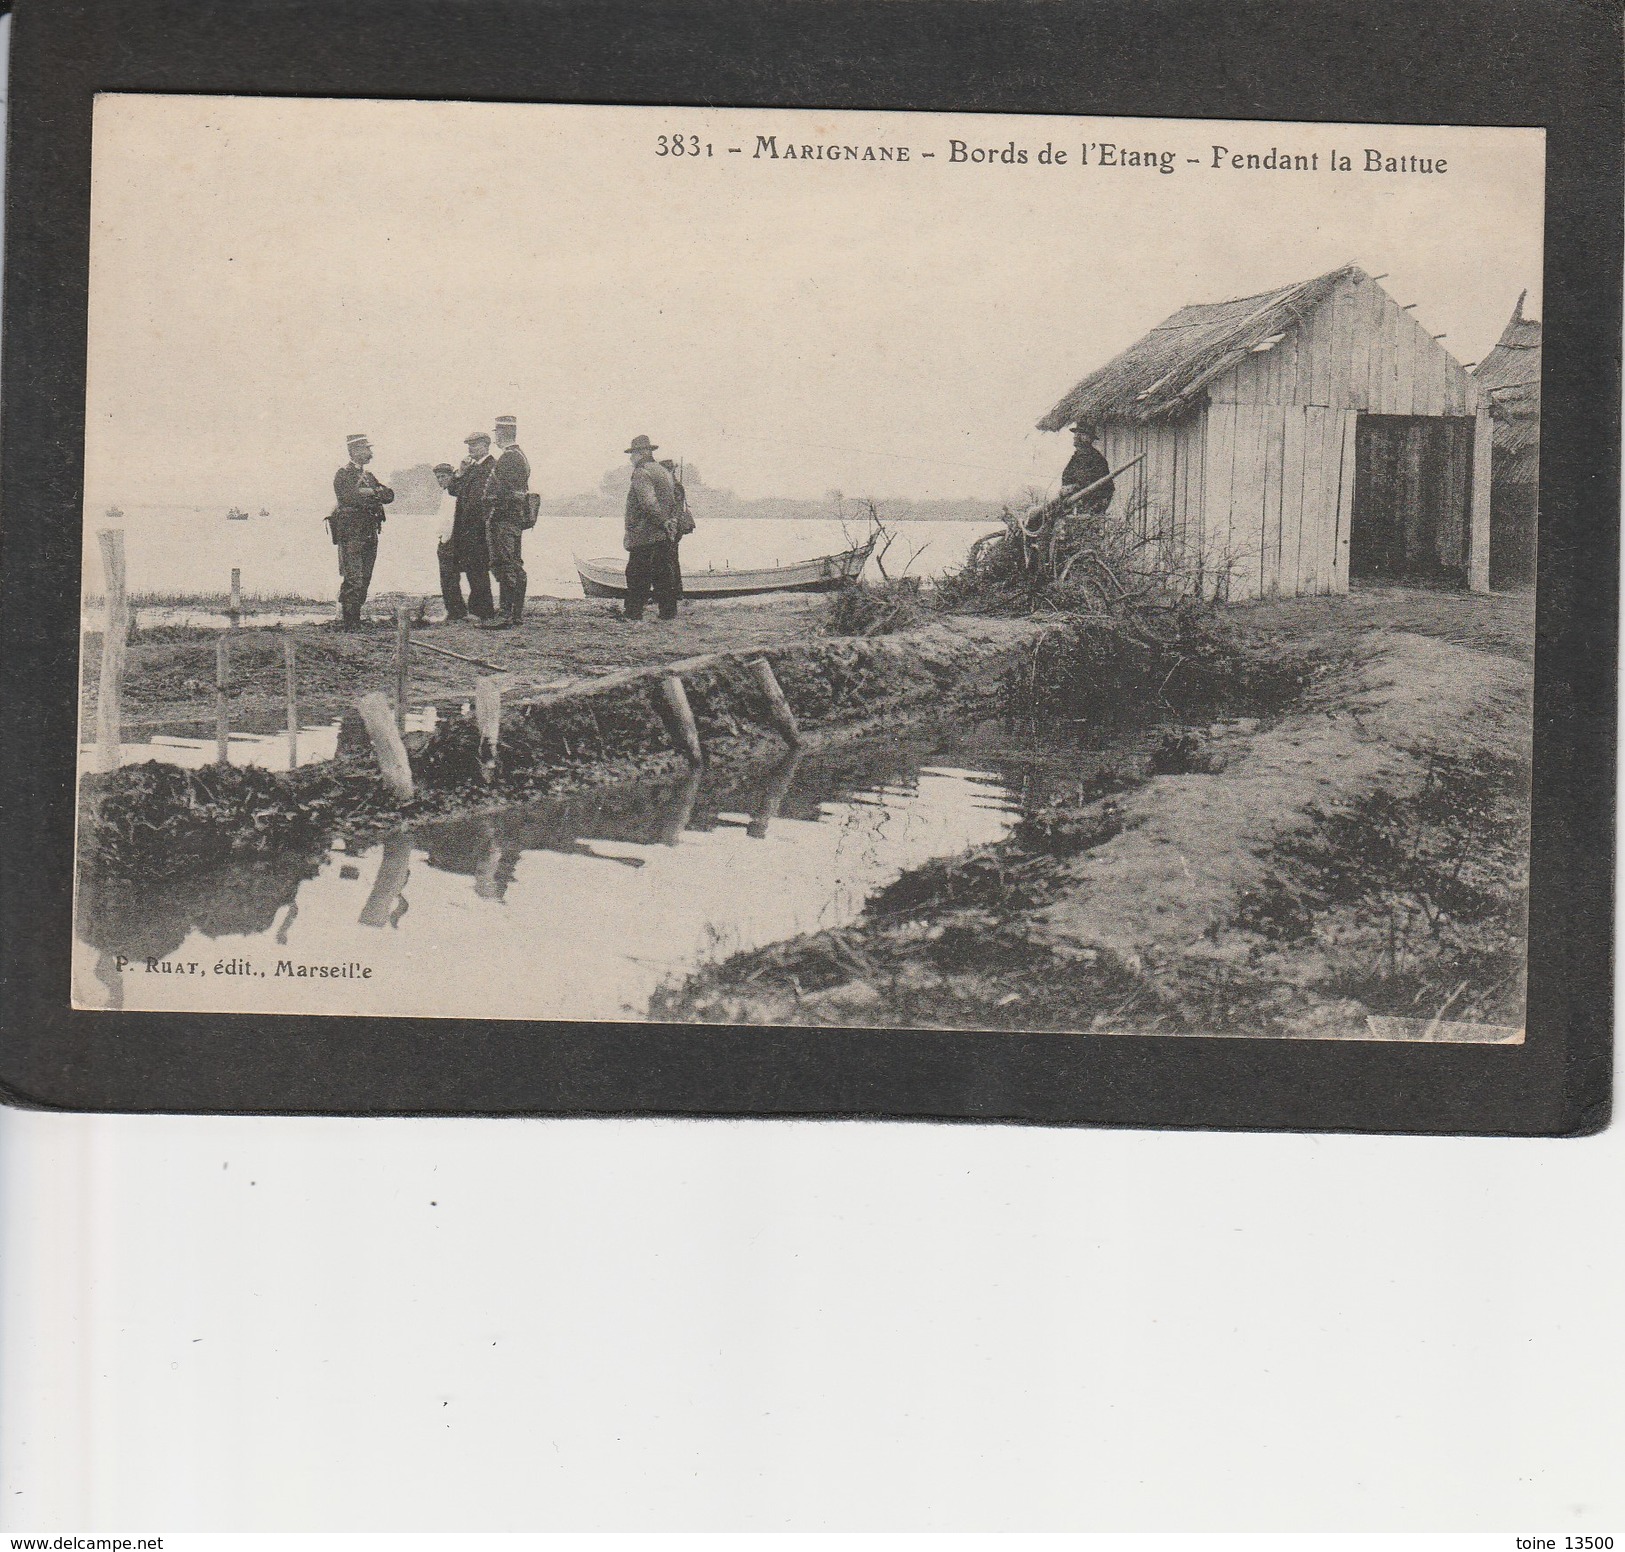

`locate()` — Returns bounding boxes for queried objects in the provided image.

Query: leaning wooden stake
[356,690,414,801]
[214,635,231,765]
[94,529,129,774]
[474,676,502,780]
[229,567,242,629]
[661,674,704,766]
[283,634,299,769]
[394,605,411,734]
[748,656,800,745]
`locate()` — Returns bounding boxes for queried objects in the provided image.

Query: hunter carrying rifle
[1015,425,1117,572]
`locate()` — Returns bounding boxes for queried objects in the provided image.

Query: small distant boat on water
[574,535,875,601]
[259,507,270,517]
[105,505,124,519]
[226,506,250,521]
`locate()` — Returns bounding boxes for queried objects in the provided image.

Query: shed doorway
[1349,414,1475,584]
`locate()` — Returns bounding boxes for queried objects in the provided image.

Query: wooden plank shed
[1037,264,1493,599]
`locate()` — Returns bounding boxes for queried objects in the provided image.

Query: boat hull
[575,540,872,601]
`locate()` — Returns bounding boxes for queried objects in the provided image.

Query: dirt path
[80,596,828,733]
[656,589,1534,1041]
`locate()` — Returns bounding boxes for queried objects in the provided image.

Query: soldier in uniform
[329,433,394,628]
[483,414,531,630]
[622,434,680,621]
[446,431,500,622]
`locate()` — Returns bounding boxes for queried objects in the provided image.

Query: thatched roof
[1472,292,1541,483]
[1037,264,1362,430]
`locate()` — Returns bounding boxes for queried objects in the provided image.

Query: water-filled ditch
[73,715,1176,1020]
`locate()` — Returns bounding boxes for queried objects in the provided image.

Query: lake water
[83,505,1000,603]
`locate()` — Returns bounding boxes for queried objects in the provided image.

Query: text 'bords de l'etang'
[729,136,1448,175]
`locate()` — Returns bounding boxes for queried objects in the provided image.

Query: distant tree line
[540,463,1010,523]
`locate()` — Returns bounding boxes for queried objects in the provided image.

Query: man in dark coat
[445,431,499,621]
[622,434,680,621]
[432,463,493,622]
[329,433,394,627]
[482,414,532,629]
[1060,425,1113,514]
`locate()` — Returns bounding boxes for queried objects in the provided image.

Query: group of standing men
[329,420,687,629]
[329,418,532,631]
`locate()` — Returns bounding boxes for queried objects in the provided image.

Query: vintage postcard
[71,97,1543,1042]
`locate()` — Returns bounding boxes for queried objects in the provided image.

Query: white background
[4,14,1622,1530]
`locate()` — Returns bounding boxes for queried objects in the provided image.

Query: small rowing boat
[574,535,875,600]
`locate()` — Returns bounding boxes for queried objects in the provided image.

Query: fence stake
[356,691,415,801]
[660,674,704,766]
[283,635,299,769]
[748,657,800,745]
[229,567,242,629]
[94,529,128,774]
[474,677,502,780]
[214,635,231,765]
[394,605,411,734]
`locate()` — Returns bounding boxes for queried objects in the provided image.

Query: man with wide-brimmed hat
[1060,424,1113,514]
[482,415,532,629]
[329,433,395,627]
[444,431,499,623]
[622,434,680,621]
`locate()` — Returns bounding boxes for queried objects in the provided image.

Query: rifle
[1018,452,1146,538]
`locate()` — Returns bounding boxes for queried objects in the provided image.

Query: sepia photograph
[70,98,1544,1043]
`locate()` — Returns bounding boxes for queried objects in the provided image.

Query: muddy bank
[77,616,1036,881]
[80,594,831,733]
[655,619,1533,1041]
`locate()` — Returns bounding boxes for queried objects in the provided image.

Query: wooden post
[356,691,415,800]
[660,674,704,766]
[93,529,129,774]
[394,605,411,733]
[474,677,502,778]
[229,567,242,629]
[283,635,299,769]
[1468,404,1494,593]
[748,657,800,745]
[214,635,231,765]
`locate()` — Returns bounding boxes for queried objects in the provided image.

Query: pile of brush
[820,575,925,637]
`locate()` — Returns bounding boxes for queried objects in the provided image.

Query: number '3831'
[657,135,711,157]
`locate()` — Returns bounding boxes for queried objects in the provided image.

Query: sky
[84,98,1544,511]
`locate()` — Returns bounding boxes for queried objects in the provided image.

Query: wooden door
[1349,414,1474,583]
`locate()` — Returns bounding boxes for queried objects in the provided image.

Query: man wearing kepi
[329,432,394,628]
[481,414,531,630]
[446,431,500,622]
[623,434,680,621]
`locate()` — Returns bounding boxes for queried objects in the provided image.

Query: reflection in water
[358,831,413,928]
[73,722,1129,1022]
